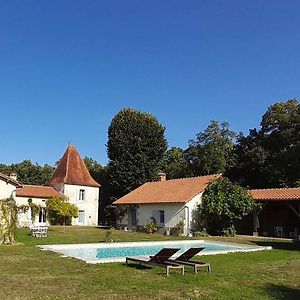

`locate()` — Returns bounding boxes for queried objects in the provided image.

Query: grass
[0,226,299,299]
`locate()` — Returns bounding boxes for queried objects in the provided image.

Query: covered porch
[250,188,300,240]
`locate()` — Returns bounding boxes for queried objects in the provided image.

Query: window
[78,210,85,224]
[159,210,165,224]
[38,209,46,223]
[79,189,85,201]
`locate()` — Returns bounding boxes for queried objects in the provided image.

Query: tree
[228,99,300,188]
[107,108,167,200]
[260,99,300,186]
[187,121,236,176]
[83,156,104,184]
[198,178,259,236]
[159,147,190,179]
[227,129,270,188]
[46,196,78,226]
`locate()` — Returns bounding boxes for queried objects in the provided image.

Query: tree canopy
[0,160,54,185]
[228,99,300,188]
[187,120,236,176]
[46,196,79,226]
[159,147,190,179]
[107,108,167,200]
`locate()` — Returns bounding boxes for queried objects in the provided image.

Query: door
[128,208,137,229]
[78,210,85,225]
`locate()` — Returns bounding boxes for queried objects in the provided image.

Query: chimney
[9,173,17,181]
[158,172,166,182]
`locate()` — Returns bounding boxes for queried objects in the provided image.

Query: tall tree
[187,121,236,176]
[107,108,167,200]
[159,147,190,179]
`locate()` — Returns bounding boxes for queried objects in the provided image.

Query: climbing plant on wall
[0,197,17,245]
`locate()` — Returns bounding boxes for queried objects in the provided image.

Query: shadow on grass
[123,263,151,270]
[265,284,300,299]
[251,240,300,252]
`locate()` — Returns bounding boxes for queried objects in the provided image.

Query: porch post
[286,202,300,241]
[253,213,259,236]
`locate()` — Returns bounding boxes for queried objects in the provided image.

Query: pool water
[39,240,271,263]
[96,242,233,259]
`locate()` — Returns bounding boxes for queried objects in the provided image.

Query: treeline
[0,160,55,185]
[1,99,300,220]
[163,99,300,189]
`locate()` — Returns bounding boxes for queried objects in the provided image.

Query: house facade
[113,174,221,235]
[0,145,100,227]
[15,185,62,227]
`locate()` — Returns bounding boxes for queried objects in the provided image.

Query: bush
[144,217,158,234]
[198,178,260,236]
[0,197,17,245]
[192,228,209,237]
[105,228,114,242]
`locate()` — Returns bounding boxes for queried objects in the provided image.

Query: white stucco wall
[0,180,16,199]
[15,196,47,207]
[15,196,48,227]
[185,192,203,230]
[137,203,185,228]
[118,192,204,234]
[64,184,99,226]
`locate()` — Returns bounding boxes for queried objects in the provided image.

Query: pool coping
[38,240,272,264]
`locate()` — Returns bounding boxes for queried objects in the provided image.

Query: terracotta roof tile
[113,174,221,205]
[250,187,300,201]
[0,172,21,187]
[16,185,61,198]
[47,145,100,188]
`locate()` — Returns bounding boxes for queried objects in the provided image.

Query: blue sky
[1,0,300,166]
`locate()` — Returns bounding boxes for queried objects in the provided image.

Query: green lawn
[0,227,299,300]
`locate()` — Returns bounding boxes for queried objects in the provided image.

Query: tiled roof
[0,172,21,187]
[250,187,300,201]
[113,174,221,205]
[16,185,61,198]
[47,145,100,188]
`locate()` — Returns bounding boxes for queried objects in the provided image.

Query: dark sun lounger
[168,247,211,273]
[126,248,184,276]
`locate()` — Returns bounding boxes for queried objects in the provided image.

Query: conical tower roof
[48,145,100,188]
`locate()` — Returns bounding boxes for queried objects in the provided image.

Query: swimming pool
[39,240,271,264]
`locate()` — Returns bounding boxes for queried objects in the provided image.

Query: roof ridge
[64,146,70,183]
[251,187,300,191]
[153,173,222,183]
[21,184,54,188]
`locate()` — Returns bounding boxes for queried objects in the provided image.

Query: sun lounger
[126,248,184,276]
[169,247,211,273]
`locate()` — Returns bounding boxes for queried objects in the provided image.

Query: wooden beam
[287,202,300,219]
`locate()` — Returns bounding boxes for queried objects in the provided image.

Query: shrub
[144,217,158,234]
[0,197,17,245]
[198,178,260,236]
